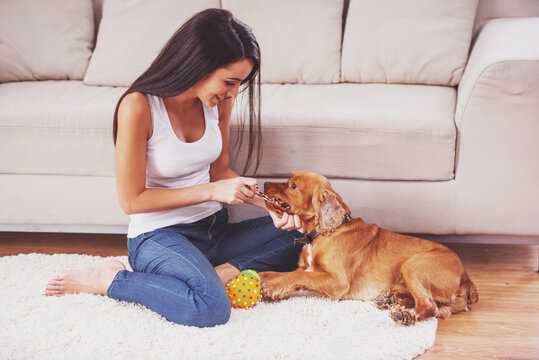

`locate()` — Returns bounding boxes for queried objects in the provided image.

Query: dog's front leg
[260,270,346,300]
[259,271,298,300]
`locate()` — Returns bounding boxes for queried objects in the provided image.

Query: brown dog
[259,171,478,325]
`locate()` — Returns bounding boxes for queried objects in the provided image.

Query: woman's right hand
[209,177,257,205]
[269,211,304,233]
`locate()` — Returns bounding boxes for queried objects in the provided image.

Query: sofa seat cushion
[0,82,456,181]
[0,81,125,176]
[231,84,456,181]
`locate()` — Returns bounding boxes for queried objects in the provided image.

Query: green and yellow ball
[225,270,262,309]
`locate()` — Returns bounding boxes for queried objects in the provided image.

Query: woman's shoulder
[119,92,151,118]
[117,92,152,138]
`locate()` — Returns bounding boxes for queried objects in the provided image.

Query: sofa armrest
[454,17,539,235]
[456,17,539,124]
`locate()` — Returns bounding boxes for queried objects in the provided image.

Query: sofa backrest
[86,0,539,86]
[2,0,538,85]
[0,0,95,83]
[341,0,478,86]
[473,0,539,36]
[90,0,539,41]
[338,0,539,86]
[83,0,221,86]
[223,0,343,84]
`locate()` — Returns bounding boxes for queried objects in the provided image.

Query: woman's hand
[209,177,257,205]
[269,211,304,233]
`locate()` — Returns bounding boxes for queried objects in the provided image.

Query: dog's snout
[264,182,271,192]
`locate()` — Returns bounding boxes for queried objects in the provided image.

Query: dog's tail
[460,272,479,304]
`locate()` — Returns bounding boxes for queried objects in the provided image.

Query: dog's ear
[313,188,346,234]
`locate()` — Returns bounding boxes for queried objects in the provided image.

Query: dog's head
[264,171,350,234]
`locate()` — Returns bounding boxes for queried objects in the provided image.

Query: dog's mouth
[269,196,291,213]
[253,185,292,213]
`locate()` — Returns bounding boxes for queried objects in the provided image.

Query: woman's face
[196,58,255,108]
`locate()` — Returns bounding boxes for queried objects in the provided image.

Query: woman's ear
[313,188,346,234]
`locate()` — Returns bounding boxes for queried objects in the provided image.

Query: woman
[44,8,304,327]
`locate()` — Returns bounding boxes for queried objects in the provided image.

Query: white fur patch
[305,244,313,272]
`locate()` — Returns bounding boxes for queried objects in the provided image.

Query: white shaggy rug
[1,253,437,360]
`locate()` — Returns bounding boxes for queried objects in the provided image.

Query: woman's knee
[181,268,231,327]
[198,286,231,327]
[204,293,231,327]
[168,290,231,328]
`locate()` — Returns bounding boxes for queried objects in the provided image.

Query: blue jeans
[107,208,303,328]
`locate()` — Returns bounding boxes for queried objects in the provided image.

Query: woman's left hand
[269,211,304,233]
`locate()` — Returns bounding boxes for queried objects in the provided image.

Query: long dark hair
[113,8,261,174]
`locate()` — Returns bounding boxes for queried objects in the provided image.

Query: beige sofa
[1,0,538,243]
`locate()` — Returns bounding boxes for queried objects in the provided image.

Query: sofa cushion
[231,84,456,181]
[223,0,343,84]
[0,81,456,181]
[0,81,125,177]
[342,0,478,86]
[0,0,95,83]
[83,0,219,87]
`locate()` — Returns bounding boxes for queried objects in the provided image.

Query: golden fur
[260,171,479,325]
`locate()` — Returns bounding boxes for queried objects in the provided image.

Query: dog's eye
[291,183,296,189]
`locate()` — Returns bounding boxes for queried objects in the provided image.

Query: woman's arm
[210,98,262,207]
[114,93,254,215]
[211,98,304,232]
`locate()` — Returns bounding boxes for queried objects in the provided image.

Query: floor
[1,232,538,359]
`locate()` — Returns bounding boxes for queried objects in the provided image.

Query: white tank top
[127,94,223,238]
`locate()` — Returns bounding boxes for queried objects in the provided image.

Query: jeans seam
[228,259,246,271]
[206,213,219,257]
[106,270,122,298]
[145,241,209,295]
[128,233,149,271]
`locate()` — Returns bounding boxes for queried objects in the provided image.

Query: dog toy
[225,270,262,309]
[240,269,261,282]
[251,184,291,212]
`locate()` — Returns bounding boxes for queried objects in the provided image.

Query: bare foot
[44,260,126,297]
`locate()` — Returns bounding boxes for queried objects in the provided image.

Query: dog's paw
[259,271,288,301]
[374,290,396,310]
[389,304,417,326]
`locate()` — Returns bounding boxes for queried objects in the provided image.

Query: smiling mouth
[216,95,231,101]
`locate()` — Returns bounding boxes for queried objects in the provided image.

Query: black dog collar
[295,214,352,245]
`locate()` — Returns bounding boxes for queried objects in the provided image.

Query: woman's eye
[225,81,235,86]
[291,183,296,189]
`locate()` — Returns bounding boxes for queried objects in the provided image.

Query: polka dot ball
[225,270,262,309]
